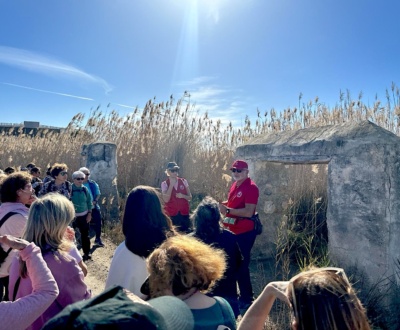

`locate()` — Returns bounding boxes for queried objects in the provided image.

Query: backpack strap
[46,180,55,194]
[83,185,89,197]
[0,212,20,264]
[0,212,19,228]
[214,296,236,330]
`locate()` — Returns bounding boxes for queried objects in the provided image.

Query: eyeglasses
[75,178,84,181]
[231,169,243,173]
[169,169,178,173]
[85,173,90,176]
[20,186,34,194]
[60,171,68,176]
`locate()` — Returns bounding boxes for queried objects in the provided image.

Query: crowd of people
[0,160,372,329]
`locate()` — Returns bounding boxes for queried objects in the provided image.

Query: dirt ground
[84,234,270,297]
[84,235,117,296]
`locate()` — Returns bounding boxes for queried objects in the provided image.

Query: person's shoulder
[112,243,146,263]
[219,229,238,245]
[247,178,259,190]
[43,180,53,188]
[88,179,99,186]
[7,212,27,222]
[1,212,27,233]
[221,228,236,238]
[44,250,77,271]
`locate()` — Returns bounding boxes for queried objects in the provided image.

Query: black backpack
[45,180,72,198]
[0,212,19,266]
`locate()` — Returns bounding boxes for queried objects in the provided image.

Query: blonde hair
[20,193,75,277]
[289,268,371,330]
[147,235,226,298]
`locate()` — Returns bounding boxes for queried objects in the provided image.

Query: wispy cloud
[176,76,217,86]
[174,76,249,126]
[0,46,112,93]
[1,82,94,101]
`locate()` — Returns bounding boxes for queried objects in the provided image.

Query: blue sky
[1,0,399,128]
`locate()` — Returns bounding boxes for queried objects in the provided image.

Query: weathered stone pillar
[81,142,119,221]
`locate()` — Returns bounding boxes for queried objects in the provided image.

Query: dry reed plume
[1,83,400,215]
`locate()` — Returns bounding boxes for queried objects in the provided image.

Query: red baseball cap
[230,160,248,170]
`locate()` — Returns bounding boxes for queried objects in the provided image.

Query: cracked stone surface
[236,120,400,291]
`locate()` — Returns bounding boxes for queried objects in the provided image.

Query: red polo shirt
[223,177,259,235]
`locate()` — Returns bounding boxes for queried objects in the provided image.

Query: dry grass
[2,85,400,329]
[1,84,400,202]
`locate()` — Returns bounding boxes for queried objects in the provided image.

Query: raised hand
[0,235,30,250]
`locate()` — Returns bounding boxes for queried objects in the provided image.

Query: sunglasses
[231,169,243,173]
[289,267,349,313]
[75,178,85,181]
[169,169,178,173]
[60,171,68,176]
[85,173,90,176]
[290,267,347,282]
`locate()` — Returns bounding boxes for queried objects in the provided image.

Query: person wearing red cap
[219,159,259,314]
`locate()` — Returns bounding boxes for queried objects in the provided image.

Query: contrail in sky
[115,103,136,109]
[1,82,94,101]
[0,46,112,93]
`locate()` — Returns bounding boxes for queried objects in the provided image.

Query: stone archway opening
[238,121,400,327]
[274,163,329,276]
[250,161,329,292]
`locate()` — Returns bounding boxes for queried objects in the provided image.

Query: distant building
[0,121,65,136]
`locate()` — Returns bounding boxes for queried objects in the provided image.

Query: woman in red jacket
[161,162,192,233]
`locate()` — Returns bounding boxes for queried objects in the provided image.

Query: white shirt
[105,241,148,299]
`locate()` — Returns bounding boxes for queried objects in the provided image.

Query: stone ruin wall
[81,142,119,220]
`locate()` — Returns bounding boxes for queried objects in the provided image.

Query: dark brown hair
[0,172,32,203]
[50,163,68,178]
[123,185,174,258]
[191,196,223,243]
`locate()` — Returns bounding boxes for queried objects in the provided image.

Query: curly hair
[0,172,32,203]
[147,235,226,298]
[50,163,68,178]
[191,196,224,243]
[289,268,371,330]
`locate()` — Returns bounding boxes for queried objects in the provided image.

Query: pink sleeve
[69,245,83,263]
[161,181,168,193]
[0,243,59,329]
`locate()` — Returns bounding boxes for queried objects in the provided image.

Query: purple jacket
[0,243,59,329]
[9,249,91,330]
